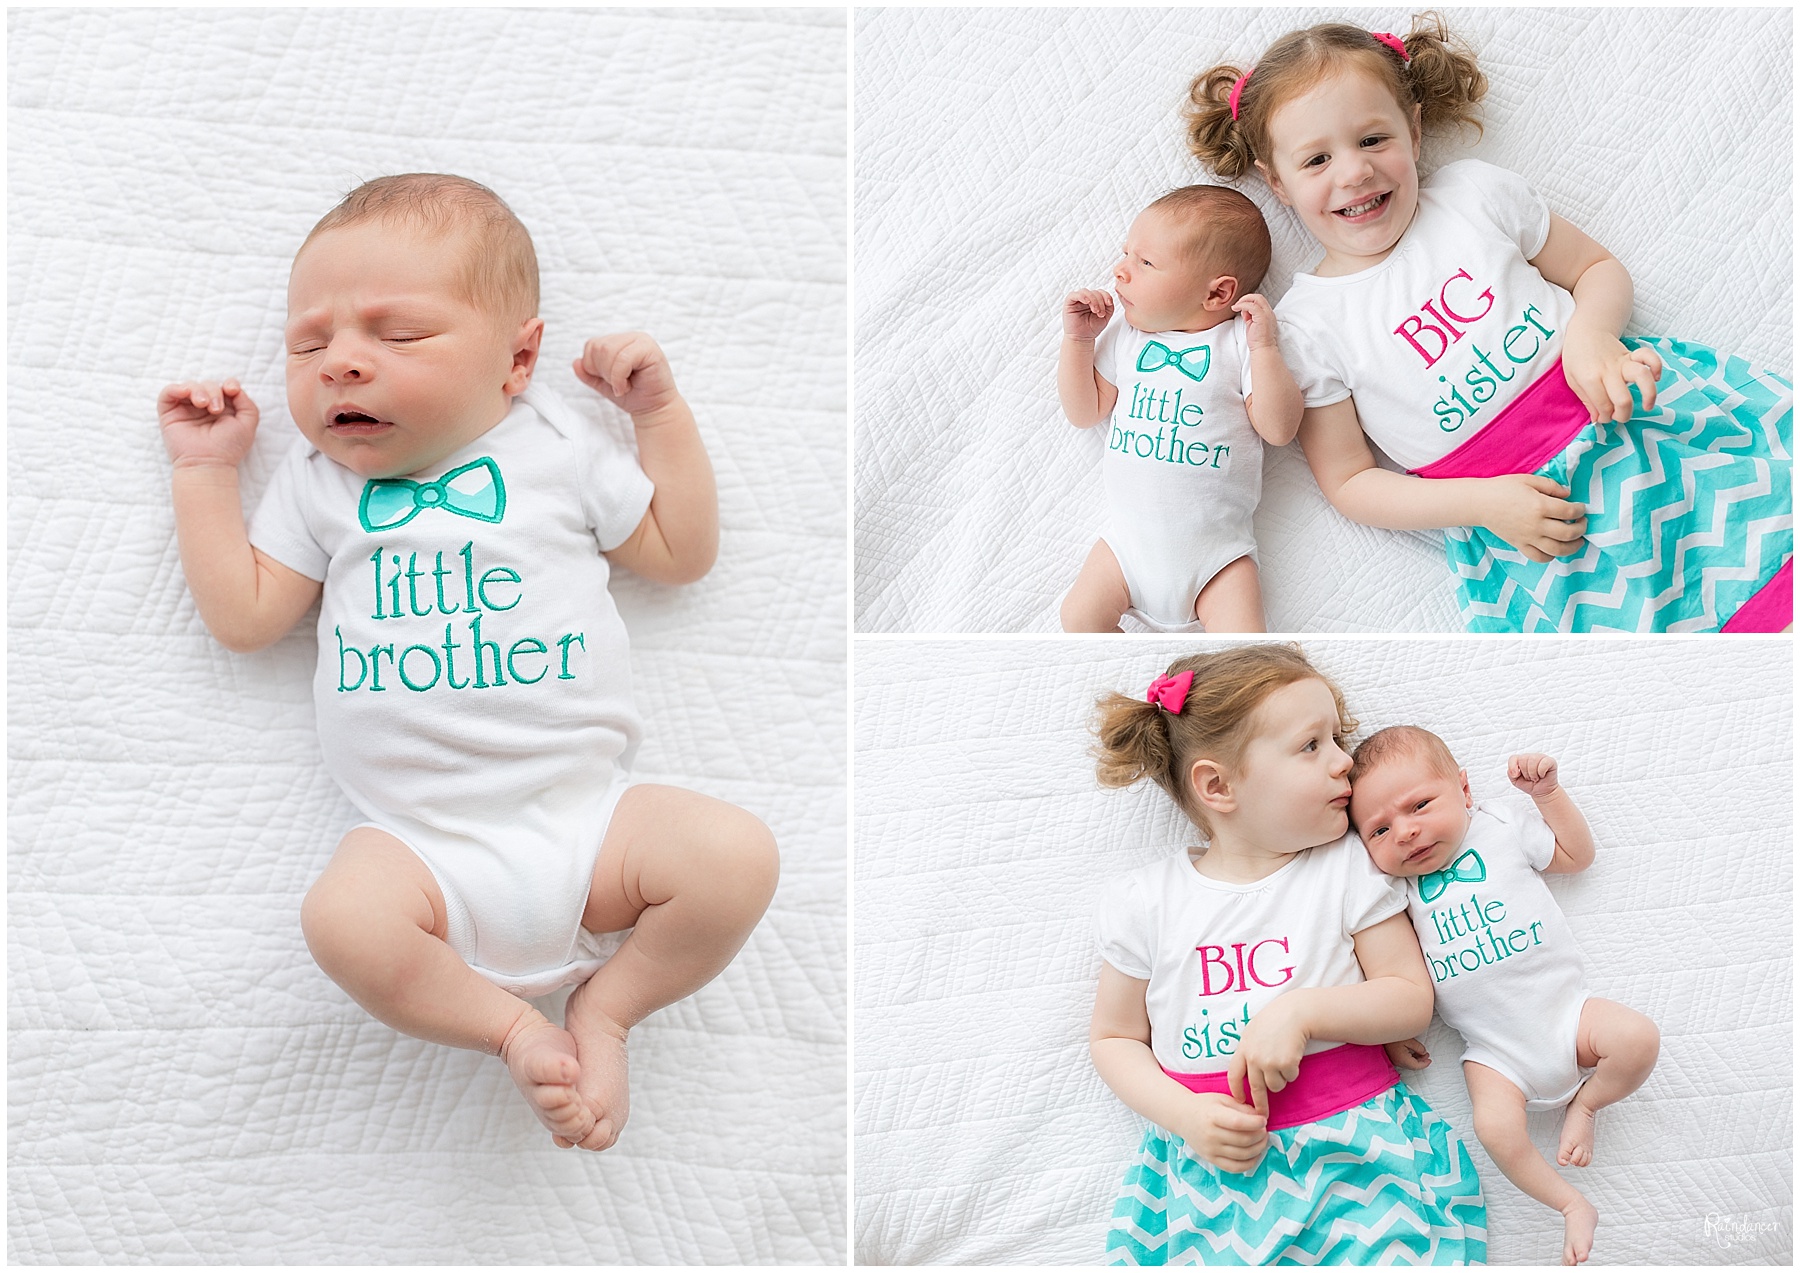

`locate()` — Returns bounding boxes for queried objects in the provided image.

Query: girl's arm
[1298,397,1588,563]
[1530,213,1664,426]
[1226,912,1432,1113]
[1090,962,1270,1174]
[1508,752,1596,873]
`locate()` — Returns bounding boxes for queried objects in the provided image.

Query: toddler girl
[1350,728,1659,1266]
[1089,644,1485,1265]
[1058,186,1303,632]
[1187,16,1792,632]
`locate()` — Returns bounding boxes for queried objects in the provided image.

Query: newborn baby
[157,173,778,1151]
[1349,725,1658,1265]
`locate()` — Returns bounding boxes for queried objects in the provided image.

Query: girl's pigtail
[1093,690,1176,796]
[1184,63,1256,181]
[1403,10,1487,136]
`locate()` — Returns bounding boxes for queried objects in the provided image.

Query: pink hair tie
[1370,31,1410,62]
[1228,67,1253,121]
[1146,670,1195,715]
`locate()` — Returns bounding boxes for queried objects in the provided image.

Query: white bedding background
[855,639,1792,1264]
[854,7,1794,632]
[10,9,845,1263]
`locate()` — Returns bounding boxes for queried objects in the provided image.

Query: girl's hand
[1063,288,1114,341]
[1231,293,1280,351]
[1561,327,1663,425]
[1476,473,1587,563]
[1508,752,1561,798]
[1166,1091,1270,1175]
[157,379,260,470]
[574,332,682,420]
[1226,995,1309,1117]
[1386,1038,1432,1070]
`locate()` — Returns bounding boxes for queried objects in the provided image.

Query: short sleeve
[1431,159,1552,261]
[1488,793,1558,871]
[571,417,655,552]
[1274,309,1352,409]
[1093,310,1129,389]
[1232,316,1255,401]
[246,444,329,581]
[1095,870,1154,979]
[1338,834,1408,934]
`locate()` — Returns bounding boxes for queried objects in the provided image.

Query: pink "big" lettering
[1394,267,1496,367]
[1195,937,1295,996]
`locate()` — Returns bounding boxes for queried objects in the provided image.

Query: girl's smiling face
[1258,67,1422,277]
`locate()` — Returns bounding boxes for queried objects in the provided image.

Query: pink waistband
[1721,558,1793,633]
[1411,359,1588,479]
[1162,1042,1400,1131]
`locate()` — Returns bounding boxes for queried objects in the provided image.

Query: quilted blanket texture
[10,8,844,1264]
[854,7,1793,632]
[855,639,1792,1264]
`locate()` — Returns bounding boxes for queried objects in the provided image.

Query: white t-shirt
[1406,795,1590,1067]
[248,387,654,841]
[1096,834,1407,1075]
[1277,159,1578,471]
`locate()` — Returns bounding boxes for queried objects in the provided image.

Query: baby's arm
[1090,962,1271,1173]
[1232,295,1301,447]
[1298,397,1589,563]
[156,380,322,652]
[575,333,719,585]
[1530,214,1663,425]
[1508,752,1596,873]
[1058,289,1120,426]
[1228,912,1432,1111]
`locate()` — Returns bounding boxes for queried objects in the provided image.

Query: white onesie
[1096,833,1405,1075]
[249,385,654,997]
[1404,795,1592,1109]
[1092,311,1261,627]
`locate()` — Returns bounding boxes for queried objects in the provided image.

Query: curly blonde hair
[1186,13,1486,183]
[1092,644,1355,838]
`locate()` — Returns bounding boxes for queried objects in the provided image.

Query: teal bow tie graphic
[1137,340,1211,382]
[1417,848,1486,903]
[358,456,506,533]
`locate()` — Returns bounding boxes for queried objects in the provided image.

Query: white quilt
[854,7,1794,632]
[9,9,845,1264]
[855,639,1792,1264]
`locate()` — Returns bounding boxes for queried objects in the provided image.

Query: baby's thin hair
[1145,184,1272,296]
[1093,644,1354,838]
[1186,12,1486,182]
[1349,724,1460,785]
[299,173,540,325]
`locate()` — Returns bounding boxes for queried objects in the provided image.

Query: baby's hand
[574,333,682,420]
[1476,473,1587,563]
[1508,753,1561,798]
[157,379,260,470]
[1166,1091,1270,1175]
[1063,288,1114,342]
[1231,293,1279,351]
[1561,328,1663,425]
[1385,1037,1432,1070]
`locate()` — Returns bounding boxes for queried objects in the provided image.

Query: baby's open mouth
[1334,192,1389,219]
[334,410,381,425]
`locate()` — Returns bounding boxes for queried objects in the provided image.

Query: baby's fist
[1232,293,1280,350]
[157,379,260,469]
[1508,753,1561,797]
[1063,289,1114,341]
[574,333,681,419]
[1385,1038,1432,1070]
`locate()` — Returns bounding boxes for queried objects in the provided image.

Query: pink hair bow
[1228,68,1252,121]
[1370,31,1410,62]
[1146,670,1195,715]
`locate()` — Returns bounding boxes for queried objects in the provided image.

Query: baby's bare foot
[499,1010,595,1147]
[562,977,632,1151]
[1558,1098,1597,1167]
[1561,1194,1598,1264]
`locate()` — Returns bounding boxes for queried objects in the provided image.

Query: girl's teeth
[1339,195,1384,216]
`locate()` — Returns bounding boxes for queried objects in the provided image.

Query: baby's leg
[561,785,778,1150]
[1464,1061,1597,1265]
[1560,997,1660,1167]
[300,828,598,1146]
[1061,540,1131,632]
[1192,555,1265,632]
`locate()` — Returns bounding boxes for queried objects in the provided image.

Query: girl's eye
[1303,739,1318,752]
[1361,135,1386,148]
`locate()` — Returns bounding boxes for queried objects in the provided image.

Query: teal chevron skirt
[1424,338,1792,632]
[1104,1086,1487,1266]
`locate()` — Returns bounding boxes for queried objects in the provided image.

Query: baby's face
[1110,207,1220,334]
[1349,757,1472,878]
[285,220,541,479]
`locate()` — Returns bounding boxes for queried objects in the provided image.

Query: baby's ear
[1208,274,1241,310]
